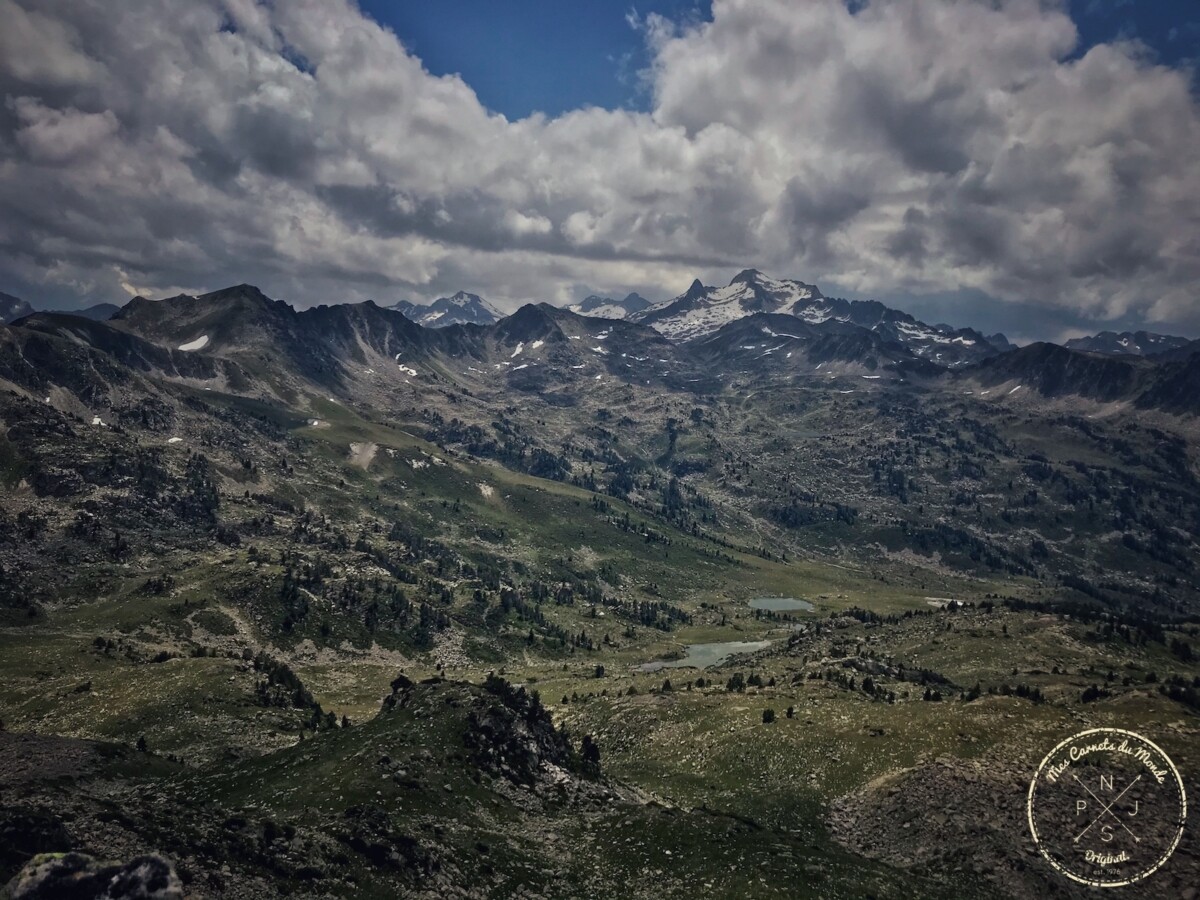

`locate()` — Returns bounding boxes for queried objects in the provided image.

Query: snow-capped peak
[630,270,823,341]
[567,292,652,320]
[390,291,503,327]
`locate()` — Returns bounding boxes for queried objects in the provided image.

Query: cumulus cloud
[0,0,1197,334]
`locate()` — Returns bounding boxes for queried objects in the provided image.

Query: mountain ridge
[1064,330,1192,357]
[11,280,1200,416]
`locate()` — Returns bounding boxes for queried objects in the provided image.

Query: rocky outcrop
[382,674,583,787]
[4,852,182,900]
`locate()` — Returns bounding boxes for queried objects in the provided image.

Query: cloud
[11,98,119,164]
[0,0,1197,335]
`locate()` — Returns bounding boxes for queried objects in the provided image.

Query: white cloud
[0,0,1197,333]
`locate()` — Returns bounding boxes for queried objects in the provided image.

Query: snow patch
[178,335,209,352]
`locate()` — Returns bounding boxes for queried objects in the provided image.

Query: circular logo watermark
[1027,727,1186,887]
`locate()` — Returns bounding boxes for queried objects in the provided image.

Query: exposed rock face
[4,852,182,900]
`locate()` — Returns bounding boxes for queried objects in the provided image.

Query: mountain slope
[431,302,715,397]
[689,312,924,382]
[1148,338,1200,363]
[968,342,1144,402]
[1135,352,1200,415]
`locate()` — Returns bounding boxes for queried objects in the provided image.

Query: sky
[1,0,1198,343]
[357,0,715,119]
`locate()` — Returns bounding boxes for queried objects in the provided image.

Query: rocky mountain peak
[730,268,764,285]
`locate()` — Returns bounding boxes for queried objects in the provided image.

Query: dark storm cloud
[0,0,1197,333]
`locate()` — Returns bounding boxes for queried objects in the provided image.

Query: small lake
[637,640,772,673]
[749,597,814,612]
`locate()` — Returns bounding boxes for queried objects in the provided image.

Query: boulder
[4,852,182,899]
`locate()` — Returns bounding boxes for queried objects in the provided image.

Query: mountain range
[1,293,120,325]
[3,277,1196,369]
[5,273,1198,417]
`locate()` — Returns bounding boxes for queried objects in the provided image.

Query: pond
[749,597,814,612]
[636,640,772,673]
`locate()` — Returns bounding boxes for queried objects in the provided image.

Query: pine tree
[581,734,601,778]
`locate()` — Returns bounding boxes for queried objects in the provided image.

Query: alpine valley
[1,270,1198,899]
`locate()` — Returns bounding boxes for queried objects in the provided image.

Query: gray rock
[5,851,183,899]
